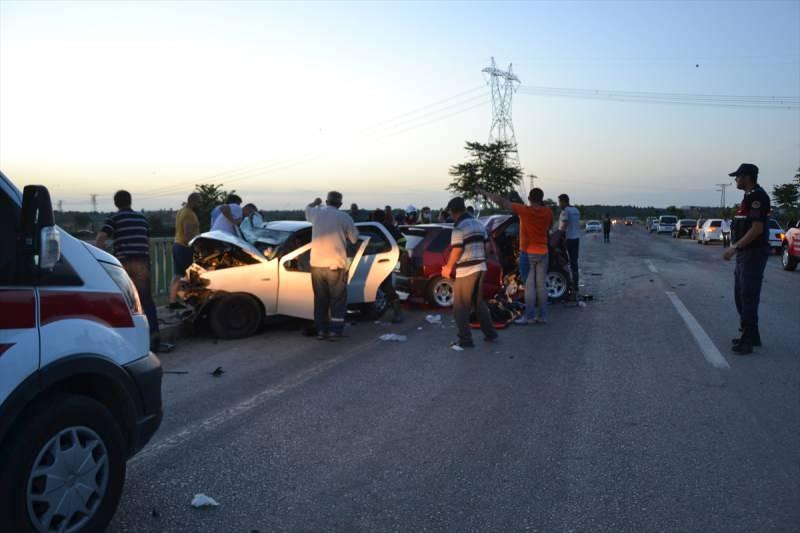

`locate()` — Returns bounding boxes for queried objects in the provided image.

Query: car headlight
[101,262,143,315]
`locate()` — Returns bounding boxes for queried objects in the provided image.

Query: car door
[349,223,399,304]
[276,243,316,320]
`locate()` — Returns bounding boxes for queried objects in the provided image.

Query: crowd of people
[95,161,770,356]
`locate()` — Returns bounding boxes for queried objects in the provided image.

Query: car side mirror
[20,185,61,272]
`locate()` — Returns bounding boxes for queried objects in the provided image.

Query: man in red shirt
[481,188,554,324]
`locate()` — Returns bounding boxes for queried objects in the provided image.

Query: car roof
[265,220,311,231]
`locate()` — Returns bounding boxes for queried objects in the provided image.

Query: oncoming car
[585,220,602,233]
[179,221,399,339]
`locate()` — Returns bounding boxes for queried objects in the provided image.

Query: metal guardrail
[149,237,174,300]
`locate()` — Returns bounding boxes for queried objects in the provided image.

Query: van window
[0,189,20,285]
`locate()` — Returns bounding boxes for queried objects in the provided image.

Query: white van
[0,171,163,532]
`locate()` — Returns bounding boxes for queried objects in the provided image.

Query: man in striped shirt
[96,190,160,350]
[441,197,497,348]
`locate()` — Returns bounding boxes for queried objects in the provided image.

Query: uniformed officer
[722,163,771,355]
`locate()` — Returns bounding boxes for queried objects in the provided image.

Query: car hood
[191,230,266,261]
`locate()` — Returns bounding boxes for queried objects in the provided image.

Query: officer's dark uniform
[732,180,771,349]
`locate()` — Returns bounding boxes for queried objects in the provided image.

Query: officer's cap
[728,163,759,178]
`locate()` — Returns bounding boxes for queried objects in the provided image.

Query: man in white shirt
[558,193,581,297]
[239,203,265,243]
[305,191,359,341]
[210,194,243,236]
[721,218,732,247]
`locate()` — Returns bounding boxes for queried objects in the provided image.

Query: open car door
[349,222,400,304]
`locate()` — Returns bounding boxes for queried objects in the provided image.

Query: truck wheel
[209,293,263,339]
[426,276,454,307]
[783,246,798,271]
[0,394,126,533]
[546,268,569,302]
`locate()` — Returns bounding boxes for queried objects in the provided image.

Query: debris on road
[191,494,220,508]
[417,326,423,330]
[425,314,442,324]
[379,334,407,342]
[211,366,225,377]
[451,345,465,352]
[163,370,189,375]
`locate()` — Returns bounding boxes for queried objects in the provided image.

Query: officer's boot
[733,326,761,347]
[732,325,756,354]
[391,300,404,324]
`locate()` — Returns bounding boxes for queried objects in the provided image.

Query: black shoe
[483,334,499,343]
[731,337,761,347]
[731,341,754,355]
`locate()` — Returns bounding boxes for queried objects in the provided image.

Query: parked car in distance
[697,219,724,244]
[691,218,706,240]
[782,220,800,271]
[180,221,399,338]
[585,220,602,233]
[646,217,658,231]
[672,219,696,239]
[768,218,785,254]
[624,217,635,226]
[656,215,678,234]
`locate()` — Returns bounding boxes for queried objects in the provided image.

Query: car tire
[361,287,388,320]
[209,293,263,339]
[546,268,569,302]
[0,393,126,533]
[426,276,454,307]
[783,246,798,271]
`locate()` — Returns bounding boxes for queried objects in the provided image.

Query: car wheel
[546,268,569,302]
[426,276,454,307]
[361,287,388,320]
[783,246,798,271]
[0,393,126,533]
[209,293,263,339]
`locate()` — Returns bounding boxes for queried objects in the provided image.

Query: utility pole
[56,200,63,212]
[90,194,98,213]
[715,183,731,208]
[482,57,523,196]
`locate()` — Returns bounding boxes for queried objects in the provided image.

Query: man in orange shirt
[481,188,554,324]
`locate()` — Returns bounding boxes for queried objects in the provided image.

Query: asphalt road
[109,225,800,532]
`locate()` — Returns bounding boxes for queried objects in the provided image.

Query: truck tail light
[101,262,144,315]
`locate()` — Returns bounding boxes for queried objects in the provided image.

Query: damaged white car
[179,221,399,339]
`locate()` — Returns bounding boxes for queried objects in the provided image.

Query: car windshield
[402,228,428,252]
[709,220,722,227]
[660,217,678,223]
[249,227,294,260]
[680,219,696,225]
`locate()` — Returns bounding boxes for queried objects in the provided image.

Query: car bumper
[123,351,163,457]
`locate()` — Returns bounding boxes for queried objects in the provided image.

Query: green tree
[666,205,684,217]
[73,212,93,230]
[794,167,800,187]
[194,183,236,231]
[772,183,799,210]
[447,141,523,204]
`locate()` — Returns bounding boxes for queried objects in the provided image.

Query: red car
[394,215,570,307]
[783,220,800,271]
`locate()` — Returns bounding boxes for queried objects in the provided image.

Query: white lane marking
[645,259,658,273]
[131,353,353,465]
[665,291,730,369]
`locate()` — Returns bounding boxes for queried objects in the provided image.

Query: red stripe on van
[0,290,36,329]
[40,291,134,328]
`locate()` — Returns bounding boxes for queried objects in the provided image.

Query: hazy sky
[1,0,798,211]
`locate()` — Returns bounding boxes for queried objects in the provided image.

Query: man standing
[723,163,771,355]
[558,194,581,297]
[350,203,366,222]
[602,214,612,243]
[441,197,497,348]
[96,190,160,351]
[721,217,732,247]
[482,188,554,325]
[169,192,201,310]
[305,191,359,340]
[211,194,243,235]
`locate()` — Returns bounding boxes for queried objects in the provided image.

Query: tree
[73,212,93,230]
[194,183,236,231]
[666,205,684,217]
[447,141,523,204]
[794,167,800,187]
[772,183,799,210]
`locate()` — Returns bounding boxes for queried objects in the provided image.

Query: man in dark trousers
[602,214,612,243]
[558,194,581,298]
[96,190,160,351]
[441,197,497,348]
[372,209,406,323]
[722,163,771,355]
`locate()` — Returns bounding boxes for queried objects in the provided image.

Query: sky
[1,0,798,211]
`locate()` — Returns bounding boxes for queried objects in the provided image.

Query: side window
[0,189,21,285]
[427,230,452,253]
[284,250,311,273]
[358,226,391,255]
[280,228,311,257]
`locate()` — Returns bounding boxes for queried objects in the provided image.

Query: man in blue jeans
[305,191,359,341]
[558,193,581,298]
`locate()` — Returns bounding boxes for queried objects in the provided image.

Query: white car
[585,220,602,233]
[697,219,724,244]
[180,221,399,339]
[768,218,784,254]
[656,215,678,234]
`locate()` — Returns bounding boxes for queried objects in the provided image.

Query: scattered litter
[374,320,382,324]
[578,301,587,308]
[211,366,224,377]
[417,326,423,331]
[425,314,442,324]
[163,370,189,375]
[451,345,464,352]
[379,334,407,342]
[191,493,220,508]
